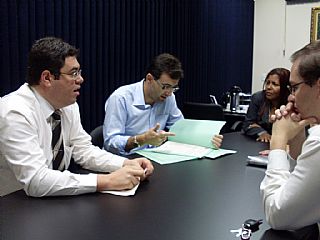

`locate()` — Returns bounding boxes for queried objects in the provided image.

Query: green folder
[136,119,236,164]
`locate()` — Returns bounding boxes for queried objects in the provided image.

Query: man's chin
[299,113,320,124]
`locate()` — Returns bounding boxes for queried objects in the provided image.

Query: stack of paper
[136,119,236,164]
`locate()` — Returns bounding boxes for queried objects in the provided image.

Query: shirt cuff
[74,173,98,193]
[267,149,290,170]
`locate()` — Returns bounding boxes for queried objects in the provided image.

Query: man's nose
[76,75,84,84]
[165,90,173,96]
[287,94,295,102]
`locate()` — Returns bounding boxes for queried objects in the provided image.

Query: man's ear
[146,73,153,83]
[40,70,52,86]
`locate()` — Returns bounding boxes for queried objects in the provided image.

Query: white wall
[252,0,320,93]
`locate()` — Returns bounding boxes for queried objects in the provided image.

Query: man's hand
[143,123,175,146]
[97,165,145,191]
[211,134,223,149]
[270,102,299,123]
[123,158,154,180]
[271,115,316,150]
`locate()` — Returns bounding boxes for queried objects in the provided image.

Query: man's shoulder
[109,81,142,103]
[114,81,141,95]
[1,84,37,114]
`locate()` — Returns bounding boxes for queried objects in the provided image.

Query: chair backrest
[182,102,225,121]
[90,125,104,148]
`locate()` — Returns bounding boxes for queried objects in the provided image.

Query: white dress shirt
[260,125,320,230]
[0,83,125,197]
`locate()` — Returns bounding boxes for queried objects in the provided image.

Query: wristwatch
[133,135,140,147]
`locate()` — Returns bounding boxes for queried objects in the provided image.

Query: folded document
[136,119,236,164]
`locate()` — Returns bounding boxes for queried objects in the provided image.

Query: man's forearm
[270,134,288,150]
[124,134,146,152]
[288,129,306,160]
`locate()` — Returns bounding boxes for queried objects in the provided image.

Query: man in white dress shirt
[0,37,153,197]
[260,40,320,231]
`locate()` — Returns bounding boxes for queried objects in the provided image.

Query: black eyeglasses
[60,69,82,80]
[287,81,306,94]
[156,79,180,93]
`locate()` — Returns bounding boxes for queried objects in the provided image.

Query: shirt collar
[30,85,56,121]
[132,79,150,108]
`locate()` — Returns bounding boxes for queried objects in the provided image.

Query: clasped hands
[269,102,317,145]
[97,157,154,192]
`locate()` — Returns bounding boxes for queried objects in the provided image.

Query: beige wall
[252,0,320,93]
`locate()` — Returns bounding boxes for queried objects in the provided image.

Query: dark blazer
[242,91,272,139]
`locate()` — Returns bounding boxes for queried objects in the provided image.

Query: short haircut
[27,37,79,85]
[291,40,320,85]
[145,53,184,80]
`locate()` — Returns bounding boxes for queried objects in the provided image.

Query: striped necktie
[51,110,64,170]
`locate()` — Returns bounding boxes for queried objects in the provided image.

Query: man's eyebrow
[163,83,179,87]
[66,67,80,73]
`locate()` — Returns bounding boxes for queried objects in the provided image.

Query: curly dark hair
[27,37,79,85]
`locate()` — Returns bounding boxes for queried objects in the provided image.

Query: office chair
[182,102,225,121]
[67,125,104,173]
[90,125,104,148]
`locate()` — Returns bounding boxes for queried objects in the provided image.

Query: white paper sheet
[100,183,140,196]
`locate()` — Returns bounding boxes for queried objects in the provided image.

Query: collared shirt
[0,83,125,197]
[260,125,320,230]
[103,79,183,155]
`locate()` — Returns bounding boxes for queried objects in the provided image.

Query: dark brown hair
[259,68,290,118]
[145,53,184,80]
[27,37,79,85]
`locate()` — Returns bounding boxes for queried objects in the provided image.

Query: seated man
[103,53,184,155]
[0,37,153,197]
[103,53,224,156]
[260,40,320,230]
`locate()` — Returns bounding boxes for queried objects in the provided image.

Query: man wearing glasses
[0,37,153,197]
[103,53,184,155]
[260,40,320,231]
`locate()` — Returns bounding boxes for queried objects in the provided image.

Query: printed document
[136,119,236,164]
